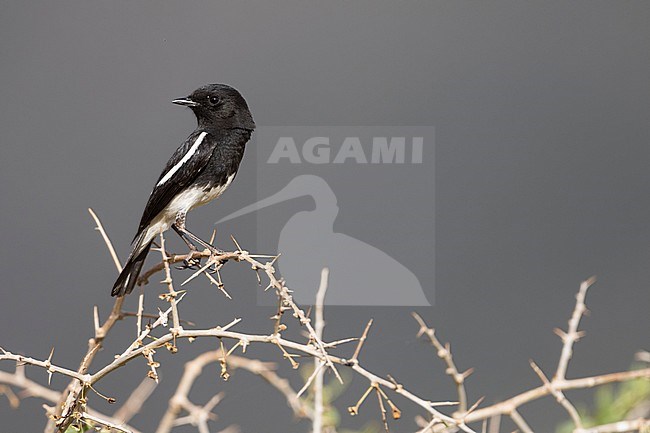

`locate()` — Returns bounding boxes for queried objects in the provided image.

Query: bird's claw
[175,256,202,270]
[207,245,225,256]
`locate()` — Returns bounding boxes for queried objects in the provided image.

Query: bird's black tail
[111,240,152,297]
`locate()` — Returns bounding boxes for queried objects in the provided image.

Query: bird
[111,84,255,297]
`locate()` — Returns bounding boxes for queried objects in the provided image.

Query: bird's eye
[208,95,220,105]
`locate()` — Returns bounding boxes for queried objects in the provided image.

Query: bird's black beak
[172,97,199,107]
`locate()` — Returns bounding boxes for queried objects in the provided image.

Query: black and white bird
[111,84,255,297]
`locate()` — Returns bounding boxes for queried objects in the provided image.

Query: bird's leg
[173,213,224,259]
[172,223,199,251]
[172,213,202,270]
[177,226,224,256]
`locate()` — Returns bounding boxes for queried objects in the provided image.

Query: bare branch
[413,312,470,414]
[1,214,645,433]
[88,208,122,272]
[0,351,88,383]
[158,233,181,332]
[0,367,143,433]
[351,319,374,363]
[555,276,596,381]
[510,408,533,433]
[313,268,329,433]
[141,240,344,384]
[156,350,311,433]
[0,367,59,404]
[53,210,128,432]
[82,411,132,433]
[228,355,312,419]
[574,419,649,433]
[529,360,582,429]
[113,377,157,424]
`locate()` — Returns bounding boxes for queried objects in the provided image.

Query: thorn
[230,235,243,251]
[352,319,373,361]
[272,340,300,369]
[582,275,597,288]
[462,368,475,379]
[93,306,100,332]
[46,347,54,385]
[553,328,568,341]
[466,396,485,414]
[387,375,401,389]
[157,308,168,327]
[269,253,281,266]
[180,260,215,286]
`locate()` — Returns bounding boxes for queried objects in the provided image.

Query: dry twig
[413,312,471,414]
[1,212,647,433]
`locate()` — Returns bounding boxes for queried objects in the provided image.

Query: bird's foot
[205,245,230,269]
[205,244,225,257]
[175,252,202,270]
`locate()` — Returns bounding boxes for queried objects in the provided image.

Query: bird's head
[173,84,255,131]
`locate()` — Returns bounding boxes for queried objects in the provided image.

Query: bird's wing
[134,131,217,239]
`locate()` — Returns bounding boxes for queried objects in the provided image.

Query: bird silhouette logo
[218,174,431,306]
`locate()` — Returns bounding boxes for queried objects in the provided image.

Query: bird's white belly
[143,173,235,244]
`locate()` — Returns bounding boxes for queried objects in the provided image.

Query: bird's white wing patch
[157,132,208,187]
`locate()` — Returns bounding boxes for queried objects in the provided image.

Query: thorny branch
[413,312,472,415]
[0,210,648,433]
[0,366,144,433]
[413,276,649,433]
[1,228,468,431]
[313,268,329,433]
[155,350,313,433]
[555,277,595,382]
[51,209,128,433]
[143,236,344,383]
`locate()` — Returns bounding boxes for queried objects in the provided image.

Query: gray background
[248,125,435,306]
[1,1,649,432]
